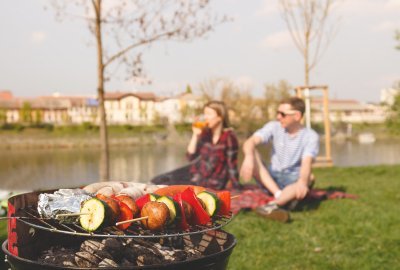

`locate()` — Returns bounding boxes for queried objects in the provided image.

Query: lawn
[225,165,400,269]
[1,165,399,269]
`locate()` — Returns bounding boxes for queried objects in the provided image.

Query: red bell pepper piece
[172,193,189,230]
[217,190,231,215]
[181,187,210,225]
[135,194,150,210]
[116,201,133,230]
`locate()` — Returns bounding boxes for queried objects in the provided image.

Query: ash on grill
[38,231,228,268]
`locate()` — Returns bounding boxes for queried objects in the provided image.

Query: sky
[0,0,399,103]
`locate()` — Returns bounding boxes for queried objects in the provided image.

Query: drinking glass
[192,115,207,129]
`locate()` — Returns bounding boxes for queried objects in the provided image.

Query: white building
[311,98,387,124]
[154,92,204,124]
[0,90,205,126]
[104,92,157,125]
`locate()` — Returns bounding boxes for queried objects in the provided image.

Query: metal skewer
[0,216,52,221]
[115,216,148,226]
[0,212,90,221]
[55,212,90,219]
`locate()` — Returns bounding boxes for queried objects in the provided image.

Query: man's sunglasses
[276,110,297,117]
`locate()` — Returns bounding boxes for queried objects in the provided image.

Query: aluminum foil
[37,189,92,223]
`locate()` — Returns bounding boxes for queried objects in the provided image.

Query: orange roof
[0,90,13,100]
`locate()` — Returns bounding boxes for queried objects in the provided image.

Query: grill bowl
[4,189,237,270]
[3,233,236,270]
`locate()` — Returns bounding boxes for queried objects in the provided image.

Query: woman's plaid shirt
[187,128,241,190]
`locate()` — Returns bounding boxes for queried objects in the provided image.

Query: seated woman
[151,100,242,190]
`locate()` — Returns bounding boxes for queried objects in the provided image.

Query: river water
[1,140,400,191]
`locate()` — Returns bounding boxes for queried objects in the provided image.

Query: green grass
[0,165,399,269]
[226,165,400,269]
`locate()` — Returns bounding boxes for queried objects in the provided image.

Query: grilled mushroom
[140,201,169,231]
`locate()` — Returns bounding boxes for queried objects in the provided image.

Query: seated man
[240,97,319,222]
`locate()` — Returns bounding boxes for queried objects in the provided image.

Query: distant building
[151,92,205,124]
[311,98,387,124]
[154,96,182,124]
[38,95,98,124]
[0,90,13,100]
[104,91,157,125]
[0,90,209,126]
[0,98,19,123]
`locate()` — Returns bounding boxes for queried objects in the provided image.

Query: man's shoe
[286,200,299,211]
[255,203,290,223]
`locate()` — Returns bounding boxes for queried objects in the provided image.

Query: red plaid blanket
[230,185,358,214]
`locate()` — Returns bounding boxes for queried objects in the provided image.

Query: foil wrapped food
[38,189,92,223]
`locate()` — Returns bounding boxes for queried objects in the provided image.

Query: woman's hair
[204,100,230,128]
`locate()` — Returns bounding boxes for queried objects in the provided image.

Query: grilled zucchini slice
[149,193,160,201]
[197,191,220,216]
[80,198,109,232]
[156,196,180,224]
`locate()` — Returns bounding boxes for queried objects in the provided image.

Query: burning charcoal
[102,238,123,250]
[98,258,119,267]
[136,254,164,266]
[38,246,76,267]
[80,239,105,253]
[94,249,114,261]
[184,247,202,260]
[183,235,195,248]
[173,250,187,261]
[208,230,228,249]
[159,236,185,249]
[75,251,101,267]
[62,261,76,267]
[197,234,213,253]
[131,238,165,258]
[125,241,165,265]
[120,258,137,267]
[102,238,124,261]
[121,247,138,263]
[136,255,145,266]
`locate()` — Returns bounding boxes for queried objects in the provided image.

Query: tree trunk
[93,0,110,181]
[304,38,310,87]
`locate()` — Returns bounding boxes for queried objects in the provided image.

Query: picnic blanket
[230,185,358,214]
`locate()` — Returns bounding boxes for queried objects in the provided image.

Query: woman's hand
[187,128,201,154]
[192,125,203,136]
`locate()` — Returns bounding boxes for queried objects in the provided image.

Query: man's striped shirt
[254,121,319,174]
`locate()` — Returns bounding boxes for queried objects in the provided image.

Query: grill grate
[14,206,234,239]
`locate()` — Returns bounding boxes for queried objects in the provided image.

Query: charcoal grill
[3,189,237,270]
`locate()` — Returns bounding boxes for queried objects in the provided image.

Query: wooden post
[294,85,333,167]
[295,87,302,98]
[323,87,331,161]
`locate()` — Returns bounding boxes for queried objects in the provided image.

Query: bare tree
[198,77,227,101]
[263,80,291,121]
[48,0,226,181]
[199,77,261,135]
[280,0,339,86]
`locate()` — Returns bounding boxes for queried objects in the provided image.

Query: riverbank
[1,165,400,269]
[1,122,399,150]
[0,124,188,150]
